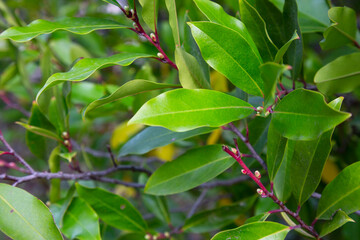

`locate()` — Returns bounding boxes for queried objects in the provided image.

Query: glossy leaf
[211,222,290,240]
[188,22,264,96]
[239,0,278,62]
[139,0,158,32]
[318,210,354,237]
[129,89,254,132]
[62,198,101,240]
[296,0,330,33]
[320,7,357,50]
[261,62,289,108]
[175,47,211,89]
[0,17,127,42]
[193,0,260,60]
[314,52,360,95]
[183,198,256,233]
[165,0,180,46]
[0,183,63,240]
[76,184,147,232]
[83,80,179,118]
[36,53,153,101]
[289,97,343,205]
[145,145,235,195]
[283,0,303,82]
[274,31,299,63]
[272,89,351,140]
[317,161,360,220]
[119,126,215,156]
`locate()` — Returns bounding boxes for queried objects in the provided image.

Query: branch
[227,123,268,171]
[187,189,208,219]
[0,91,31,117]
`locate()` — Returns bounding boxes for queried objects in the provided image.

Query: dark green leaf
[145,145,235,195]
[239,0,278,62]
[62,198,101,240]
[36,53,154,101]
[0,17,128,42]
[318,210,354,237]
[83,80,179,118]
[314,52,360,95]
[76,184,147,232]
[274,31,299,63]
[188,22,264,96]
[119,126,215,156]
[320,7,357,50]
[0,184,63,240]
[129,89,254,132]
[272,89,351,140]
[175,47,211,89]
[211,222,290,240]
[317,161,360,220]
[165,0,180,46]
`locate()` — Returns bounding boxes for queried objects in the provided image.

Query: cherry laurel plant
[0,0,360,239]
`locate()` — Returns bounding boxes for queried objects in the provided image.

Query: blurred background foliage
[0,0,360,239]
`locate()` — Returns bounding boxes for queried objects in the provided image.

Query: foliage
[0,0,360,239]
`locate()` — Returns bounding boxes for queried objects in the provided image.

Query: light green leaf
[314,52,360,95]
[0,184,63,240]
[62,198,101,240]
[272,89,351,140]
[17,122,62,142]
[319,210,354,237]
[244,212,270,224]
[165,0,180,46]
[211,222,290,240]
[76,184,147,232]
[239,0,278,62]
[145,145,234,195]
[193,0,260,60]
[261,62,289,108]
[129,89,254,132]
[317,161,360,220]
[59,152,77,163]
[175,47,211,89]
[0,17,128,42]
[188,21,264,96]
[83,80,179,118]
[274,31,299,63]
[139,0,158,32]
[36,53,154,101]
[119,126,215,156]
[320,7,357,50]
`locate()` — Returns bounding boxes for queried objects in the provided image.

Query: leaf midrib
[66,211,98,240]
[316,70,360,83]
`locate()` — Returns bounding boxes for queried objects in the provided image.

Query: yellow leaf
[321,158,340,184]
[207,128,222,145]
[210,71,229,92]
[148,144,176,162]
[110,121,143,148]
[114,185,137,198]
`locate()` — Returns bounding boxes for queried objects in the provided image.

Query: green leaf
[175,47,211,89]
[289,97,344,205]
[244,212,270,224]
[183,198,256,233]
[102,0,122,8]
[0,17,128,42]
[271,89,351,140]
[59,152,77,163]
[50,185,76,228]
[36,53,154,101]
[17,122,62,142]
[318,210,354,238]
[320,7,357,50]
[261,62,289,108]
[119,126,215,156]
[239,0,278,62]
[145,145,235,195]
[193,0,260,60]
[274,31,299,63]
[49,146,61,203]
[317,161,360,220]
[165,0,180,46]
[76,184,147,232]
[62,198,101,240]
[129,89,254,132]
[188,21,264,96]
[211,222,290,240]
[139,0,158,32]
[83,80,179,118]
[283,0,303,82]
[0,183,63,240]
[314,52,360,95]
